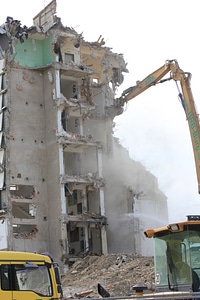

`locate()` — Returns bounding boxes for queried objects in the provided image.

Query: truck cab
[0,251,62,300]
[145,215,200,293]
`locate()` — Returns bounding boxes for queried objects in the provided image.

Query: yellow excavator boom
[118,59,200,194]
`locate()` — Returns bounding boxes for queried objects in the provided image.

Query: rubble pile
[62,253,155,299]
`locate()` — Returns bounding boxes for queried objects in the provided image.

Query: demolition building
[0,0,168,270]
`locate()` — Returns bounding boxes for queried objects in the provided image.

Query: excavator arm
[117,59,200,194]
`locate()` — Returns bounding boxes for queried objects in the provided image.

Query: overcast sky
[1,0,200,223]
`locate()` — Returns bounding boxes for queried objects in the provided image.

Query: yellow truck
[0,251,63,300]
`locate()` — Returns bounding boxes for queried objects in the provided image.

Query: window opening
[65,53,74,63]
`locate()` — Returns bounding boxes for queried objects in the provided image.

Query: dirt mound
[62,253,155,299]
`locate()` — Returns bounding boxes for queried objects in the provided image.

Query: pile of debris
[62,253,155,299]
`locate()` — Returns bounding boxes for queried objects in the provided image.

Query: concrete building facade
[0,0,168,270]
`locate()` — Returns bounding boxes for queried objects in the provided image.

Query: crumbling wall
[7,66,50,251]
[103,136,168,255]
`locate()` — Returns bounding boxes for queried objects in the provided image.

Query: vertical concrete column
[99,188,105,216]
[81,190,89,250]
[55,69,68,258]
[82,190,87,213]
[97,146,107,254]
[58,146,66,214]
[97,147,105,215]
[101,227,108,254]
[79,117,83,136]
[55,70,66,214]
[58,139,68,258]
[97,146,103,177]
[84,224,89,252]
[55,70,60,99]
[57,106,66,215]
[57,109,63,133]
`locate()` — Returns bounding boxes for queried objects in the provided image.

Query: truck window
[0,264,53,296]
[1,265,10,290]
